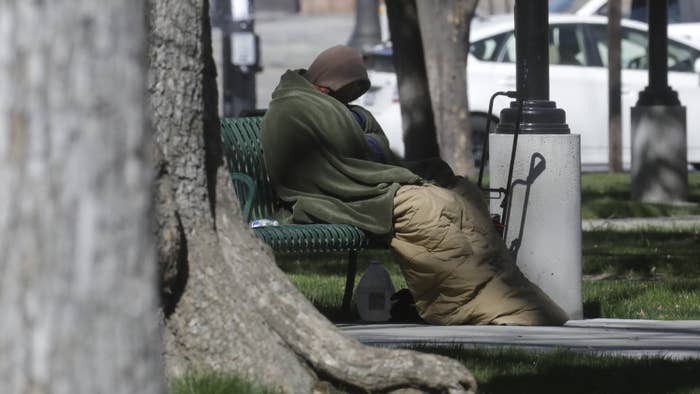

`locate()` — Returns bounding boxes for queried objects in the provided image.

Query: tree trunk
[416,0,479,177]
[0,1,163,393]
[150,0,476,392]
[608,0,623,173]
[385,0,440,161]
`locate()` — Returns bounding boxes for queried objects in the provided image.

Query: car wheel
[471,114,498,167]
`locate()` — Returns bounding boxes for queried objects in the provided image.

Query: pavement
[582,215,700,231]
[340,319,700,360]
[255,12,355,108]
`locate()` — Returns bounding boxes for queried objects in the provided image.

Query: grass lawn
[169,372,278,394]
[266,230,700,393]
[275,173,700,393]
[426,346,700,394]
[281,230,700,321]
[170,348,700,394]
[171,173,700,393]
[282,173,700,319]
[581,172,700,219]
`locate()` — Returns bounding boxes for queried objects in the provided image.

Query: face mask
[330,80,370,104]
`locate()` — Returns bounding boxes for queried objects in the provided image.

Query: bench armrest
[230,172,257,222]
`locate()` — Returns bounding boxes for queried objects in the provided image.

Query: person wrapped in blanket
[261,45,568,325]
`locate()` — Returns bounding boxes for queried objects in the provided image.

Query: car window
[668,40,699,71]
[497,25,588,66]
[549,25,588,65]
[470,33,507,61]
[588,24,699,72]
[499,33,516,63]
[549,0,577,13]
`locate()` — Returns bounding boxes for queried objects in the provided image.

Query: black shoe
[389,289,424,323]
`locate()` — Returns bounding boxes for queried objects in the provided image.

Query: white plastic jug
[355,261,395,322]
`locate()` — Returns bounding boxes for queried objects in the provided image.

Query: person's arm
[348,105,397,165]
[348,104,461,187]
[399,157,460,188]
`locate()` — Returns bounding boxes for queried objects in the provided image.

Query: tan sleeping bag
[390,180,569,326]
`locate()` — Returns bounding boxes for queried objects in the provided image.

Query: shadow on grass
[416,346,700,394]
[483,359,700,394]
[670,280,700,293]
[169,371,280,394]
[277,249,395,276]
[279,230,700,321]
[584,278,700,319]
[581,172,700,219]
[583,230,700,277]
[278,250,399,323]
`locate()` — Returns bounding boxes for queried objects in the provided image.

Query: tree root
[215,173,477,394]
[264,290,477,394]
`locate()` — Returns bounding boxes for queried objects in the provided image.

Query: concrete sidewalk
[256,12,354,108]
[339,319,700,360]
[582,216,700,231]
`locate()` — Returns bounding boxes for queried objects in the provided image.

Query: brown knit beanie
[306,45,371,103]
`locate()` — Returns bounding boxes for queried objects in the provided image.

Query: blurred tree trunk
[150,0,476,392]
[385,0,441,160]
[608,0,623,172]
[417,0,479,177]
[0,1,163,393]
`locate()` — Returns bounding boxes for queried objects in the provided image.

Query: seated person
[261,45,568,326]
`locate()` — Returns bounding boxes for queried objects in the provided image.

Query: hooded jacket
[261,69,420,235]
[305,45,371,104]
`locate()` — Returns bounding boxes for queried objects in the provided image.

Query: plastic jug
[355,260,395,322]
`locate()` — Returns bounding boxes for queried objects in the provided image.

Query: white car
[550,0,700,47]
[356,14,700,169]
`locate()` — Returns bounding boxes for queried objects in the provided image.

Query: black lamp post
[630,0,687,203]
[488,0,582,319]
[636,0,680,106]
[496,0,569,135]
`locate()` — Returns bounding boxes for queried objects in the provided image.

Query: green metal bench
[221,116,374,315]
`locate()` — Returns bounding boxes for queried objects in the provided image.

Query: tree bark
[0,1,163,393]
[385,0,440,161]
[150,0,476,392]
[416,0,479,177]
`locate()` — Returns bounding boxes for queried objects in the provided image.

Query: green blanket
[261,70,421,235]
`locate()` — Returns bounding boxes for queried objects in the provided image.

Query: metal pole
[211,0,261,117]
[637,0,679,105]
[630,0,687,203]
[230,15,258,116]
[496,0,568,135]
[648,1,668,92]
[490,0,582,319]
[515,0,548,101]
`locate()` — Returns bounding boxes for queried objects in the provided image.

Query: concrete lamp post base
[489,133,583,320]
[631,105,688,203]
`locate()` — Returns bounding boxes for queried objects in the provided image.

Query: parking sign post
[211,0,261,117]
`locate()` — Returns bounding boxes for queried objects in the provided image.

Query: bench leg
[341,250,358,317]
